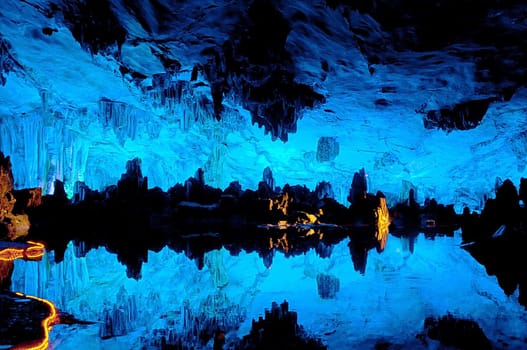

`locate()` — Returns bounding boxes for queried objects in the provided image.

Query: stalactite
[204,144,227,187]
[98,98,139,144]
[0,36,20,86]
[0,108,91,196]
[148,73,222,134]
[150,74,196,125]
[22,113,42,187]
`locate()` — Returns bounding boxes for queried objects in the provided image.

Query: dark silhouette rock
[425,314,491,350]
[61,0,126,55]
[391,193,460,236]
[519,177,527,205]
[257,167,276,199]
[348,168,367,205]
[423,98,495,131]
[463,179,521,242]
[236,300,326,349]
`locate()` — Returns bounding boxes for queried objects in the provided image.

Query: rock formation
[316,273,340,299]
[461,178,527,308]
[0,152,34,240]
[424,313,491,350]
[236,300,326,349]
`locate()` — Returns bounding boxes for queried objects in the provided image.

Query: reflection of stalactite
[348,239,368,274]
[315,241,333,258]
[238,300,326,349]
[316,274,340,299]
[11,245,79,310]
[204,249,229,288]
[99,285,138,339]
[277,233,289,253]
[401,235,417,254]
[262,249,275,269]
[146,293,245,349]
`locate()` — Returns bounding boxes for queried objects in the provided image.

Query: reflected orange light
[0,241,44,262]
[0,241,58,350]
[375,197,390,252]
[11,292,59,350]
[25,241,45,260]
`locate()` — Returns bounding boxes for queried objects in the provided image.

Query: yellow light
[0,247,21,261]
[11,292,59,350]
[0,241,44,262]
[374,197,390,252]
[25,241,45,260]
[1,241,57,350]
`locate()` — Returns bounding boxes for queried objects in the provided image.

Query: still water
[10,231,527,349]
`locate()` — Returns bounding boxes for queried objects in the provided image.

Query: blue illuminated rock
[99,285,138,339]
[316,137,339,162]
[316,273,340,299]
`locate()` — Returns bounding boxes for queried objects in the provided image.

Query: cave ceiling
[1,0,527,207]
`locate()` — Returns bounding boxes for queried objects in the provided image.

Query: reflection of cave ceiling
[1,0,527,208]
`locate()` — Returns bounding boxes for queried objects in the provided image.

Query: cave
[1,0,527,349]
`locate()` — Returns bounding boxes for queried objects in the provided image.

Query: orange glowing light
[0,241,57,350]
[0,241,44,262]
[11,292,59,350]
[24,241,45,260]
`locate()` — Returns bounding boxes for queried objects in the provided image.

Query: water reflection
[0,241,57,350]
[9,231,527,349]
[34,225,388,279]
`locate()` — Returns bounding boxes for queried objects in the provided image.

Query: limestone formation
[237,300,326,349]
[424,314,491,350]
[316,137,339,162]
[316,273,340,299]
[0,152,30,240]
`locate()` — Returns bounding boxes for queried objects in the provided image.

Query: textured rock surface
[0,152,30,240]
[316,273,340,299]
[316,137,339,162]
